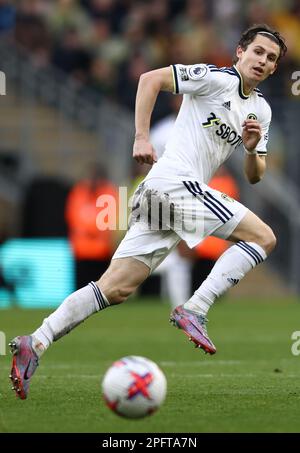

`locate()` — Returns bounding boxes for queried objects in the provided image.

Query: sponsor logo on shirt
[202,112,243,147]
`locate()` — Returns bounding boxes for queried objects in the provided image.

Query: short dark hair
[233,24,287,64]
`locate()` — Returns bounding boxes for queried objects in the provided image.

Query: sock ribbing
[88,281,110,310]
[236,241,266,267]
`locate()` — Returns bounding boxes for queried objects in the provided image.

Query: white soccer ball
[101,356,167,419]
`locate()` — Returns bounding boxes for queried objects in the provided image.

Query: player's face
[236,35,279,83]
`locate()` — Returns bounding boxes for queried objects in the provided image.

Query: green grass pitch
[0,296,300,433]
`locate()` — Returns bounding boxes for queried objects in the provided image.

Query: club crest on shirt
[247,113,257,120]
[188,64,208,80]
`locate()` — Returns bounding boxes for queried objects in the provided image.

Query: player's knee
[97,258,149,305]
[104,284,136,305]
[97,273,137,305]
[258,226,277,255]
[117,285,136,303]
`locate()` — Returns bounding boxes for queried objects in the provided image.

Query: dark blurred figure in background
[52,26,92,84]
[22,177,70,238]
[65,163,118,289]
[0,0,16,35]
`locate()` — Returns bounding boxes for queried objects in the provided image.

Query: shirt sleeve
[171,63,218,96]
[255,103,272,155]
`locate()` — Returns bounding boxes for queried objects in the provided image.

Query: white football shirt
[146,64,271,184]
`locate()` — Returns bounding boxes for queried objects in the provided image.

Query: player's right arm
[133,67,174,165]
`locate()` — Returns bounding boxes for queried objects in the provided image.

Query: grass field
[1,296,300,433]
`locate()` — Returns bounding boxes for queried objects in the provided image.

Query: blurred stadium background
[0,0,300,435]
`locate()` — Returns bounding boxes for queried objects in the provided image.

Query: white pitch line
[41,360,242,371]
[160,360,242,366]
[37,374,101,379]
[169,373,256,378]
[44,364,101,370]
[33,372,300,381]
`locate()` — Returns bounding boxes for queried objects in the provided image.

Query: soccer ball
[101,356,167,419]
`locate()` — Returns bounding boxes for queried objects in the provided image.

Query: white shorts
[113,177,248,272]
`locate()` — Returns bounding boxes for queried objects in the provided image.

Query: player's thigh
[99,257,150,291]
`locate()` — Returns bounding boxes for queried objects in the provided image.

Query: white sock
[184,241,267,317]
[32,282,109,356]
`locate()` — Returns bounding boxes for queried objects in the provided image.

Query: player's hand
[133,137,158,165]
[242,119,262,152]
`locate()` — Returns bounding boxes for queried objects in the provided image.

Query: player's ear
[270,62,278,75]
[236,46,243,61]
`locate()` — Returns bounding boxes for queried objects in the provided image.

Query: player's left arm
[242,119,267,184]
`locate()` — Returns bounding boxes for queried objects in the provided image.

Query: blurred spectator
[246,0,272,28]
[83,0,126,34]
[65,163,118,289]
[52,26,91,83]
[87,56,116,97]
[212,0,241,53]
[0,0,16,35]
[271,0,300,64]
[10,0,296,107]
[46,0,90,40]
[15,0,51,56]
[172,0,215,62]
[117,52,151,111]
[83,17,127,65]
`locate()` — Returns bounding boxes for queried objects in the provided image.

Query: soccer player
[10,24,287,399]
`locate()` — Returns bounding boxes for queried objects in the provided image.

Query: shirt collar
[232,65,251,100]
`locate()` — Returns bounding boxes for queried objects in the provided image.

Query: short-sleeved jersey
[146,64,271,184]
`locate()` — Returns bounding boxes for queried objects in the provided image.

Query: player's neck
[241,77,258,95]
[234,64,258,95]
